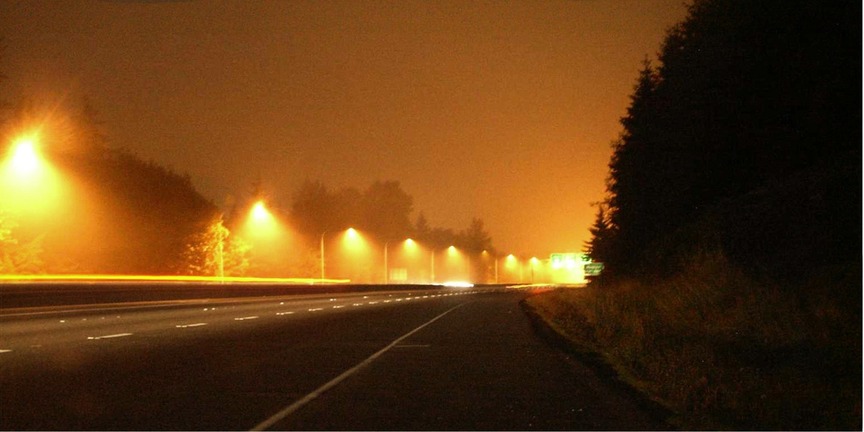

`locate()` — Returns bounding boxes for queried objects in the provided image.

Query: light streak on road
[0,274,350,284]
[234,316,259,321]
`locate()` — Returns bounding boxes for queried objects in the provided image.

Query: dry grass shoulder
[524,253,861,430]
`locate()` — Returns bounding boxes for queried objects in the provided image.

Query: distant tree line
[587,0,860,284]
[284,179,493,254]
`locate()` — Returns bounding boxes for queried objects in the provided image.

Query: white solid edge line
[249,302,468,431]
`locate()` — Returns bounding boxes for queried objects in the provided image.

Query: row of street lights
[312,224,544,284]
[215,197,541,284]
[3,131,552,284]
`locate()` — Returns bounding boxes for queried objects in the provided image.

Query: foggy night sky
[0,0,688,257]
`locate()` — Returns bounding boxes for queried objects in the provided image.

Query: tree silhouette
[583,202,614,266]
[598,0,860,278]
[457,218,492,254]
[359,180,413,242]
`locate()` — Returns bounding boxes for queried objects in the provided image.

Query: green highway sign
[550,253,590,269]
[584,262,605,276]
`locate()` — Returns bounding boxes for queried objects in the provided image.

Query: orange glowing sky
[0,1,688,257]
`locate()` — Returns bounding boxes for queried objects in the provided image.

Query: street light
[431,245,463,284]
[530,256,540,283]
[504,254,519,283]
[384,238,416,284]
[320,227,360,280]
[8,136,41,177]
[482,250,498,284]
[1,132,66,217]
[244,200,278,236]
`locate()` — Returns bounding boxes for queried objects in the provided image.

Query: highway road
[0,284,669,430]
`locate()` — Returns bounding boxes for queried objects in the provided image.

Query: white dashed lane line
[234,316,259,321]
[87,333,133,340]
[175,323,208,328]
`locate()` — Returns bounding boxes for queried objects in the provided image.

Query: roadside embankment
[523,252,861,430]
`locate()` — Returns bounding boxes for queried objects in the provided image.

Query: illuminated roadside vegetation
[534,0,860,429]
[526,254,860,429]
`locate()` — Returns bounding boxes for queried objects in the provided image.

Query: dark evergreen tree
[598,0,860,278]
[583,202,614,265]
[359,180,413,242]
[457,218,492,254]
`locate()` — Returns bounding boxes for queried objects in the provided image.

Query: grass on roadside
[524,252,861,430]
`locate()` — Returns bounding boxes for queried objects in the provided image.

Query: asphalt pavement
[0,286,669,430]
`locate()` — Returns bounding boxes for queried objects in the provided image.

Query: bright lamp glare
[244,201,281,239]
[251,201,272,222]
[346,227,358,239]
[9,138,40,176]
[1,133,66,217]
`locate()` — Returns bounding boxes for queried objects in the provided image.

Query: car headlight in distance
[441,281,474,288]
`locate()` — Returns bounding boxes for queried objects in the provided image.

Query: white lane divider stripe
[250,301,468,431]
[0,349,12,353]
[234,316,259,321]
[87,333,133,340]
[176,323,208,328]
[276,311,295,316]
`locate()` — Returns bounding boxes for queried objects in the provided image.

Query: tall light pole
[383,240,390,284]
[319,231,327,280]
[430,249,435,283]
[494,256,499,284]
[530,257,539,283]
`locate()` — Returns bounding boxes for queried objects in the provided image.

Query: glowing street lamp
[250,201,271,222]
[482,250,499,284]
[504,254,520,283]
[8,136,41,178]
[244,200,278,236]
[384,238,417,284]
[1,132,66,217]
[430,245,463,283]
[530,256,540,283]
[320,227,361,280]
